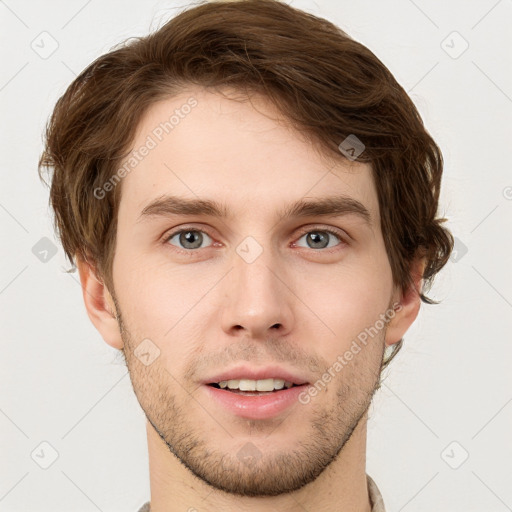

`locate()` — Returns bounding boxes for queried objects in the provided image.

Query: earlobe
[76,257,124,350]
[384,257,426,347]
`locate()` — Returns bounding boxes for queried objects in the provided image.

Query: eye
[165,228,214,251]
[294,228,346,250]
[162,226,347,254]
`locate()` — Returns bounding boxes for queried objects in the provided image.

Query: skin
[77,87,424,512]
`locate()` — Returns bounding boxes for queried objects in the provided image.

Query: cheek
[307,256,392,353]
[113,253,217,359]
[112,254,182,334]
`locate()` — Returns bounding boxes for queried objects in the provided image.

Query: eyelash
[162,225,348,255]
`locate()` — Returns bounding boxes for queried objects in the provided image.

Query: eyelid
[162,225,212,241]
[294,224,349,243]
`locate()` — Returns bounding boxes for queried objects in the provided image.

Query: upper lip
[202,365,310,385]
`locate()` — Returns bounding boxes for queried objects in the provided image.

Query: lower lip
[203,384,309,420]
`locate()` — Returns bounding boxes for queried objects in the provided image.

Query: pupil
[181,230,202,249]
[308,232,328,249]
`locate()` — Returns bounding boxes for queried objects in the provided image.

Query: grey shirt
[137,473,386,511]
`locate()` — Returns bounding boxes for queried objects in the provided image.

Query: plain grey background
[1,0,511,510]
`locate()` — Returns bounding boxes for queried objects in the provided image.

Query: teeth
[217,378,295,391]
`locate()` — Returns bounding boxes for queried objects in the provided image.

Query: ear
[384,256,426,347]
[76,257,124,350]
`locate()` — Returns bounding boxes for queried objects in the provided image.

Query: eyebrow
[137,194,372,226]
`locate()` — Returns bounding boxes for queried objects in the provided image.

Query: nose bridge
[221,236,293,338]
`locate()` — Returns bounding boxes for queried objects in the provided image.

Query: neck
[145,413,372,512]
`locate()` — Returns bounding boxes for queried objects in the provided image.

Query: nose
[220,245,294,340]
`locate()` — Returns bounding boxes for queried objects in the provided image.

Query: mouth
[207,378,302,396]
[203,381,309,420]
[202,370,311,420]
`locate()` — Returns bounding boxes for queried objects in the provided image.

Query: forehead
[116,87,379,225]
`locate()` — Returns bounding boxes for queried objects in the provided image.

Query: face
[109,87,399,497]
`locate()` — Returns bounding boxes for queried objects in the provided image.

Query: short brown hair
[38,0,453,368]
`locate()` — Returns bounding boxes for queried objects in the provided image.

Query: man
[38,1,453,510]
